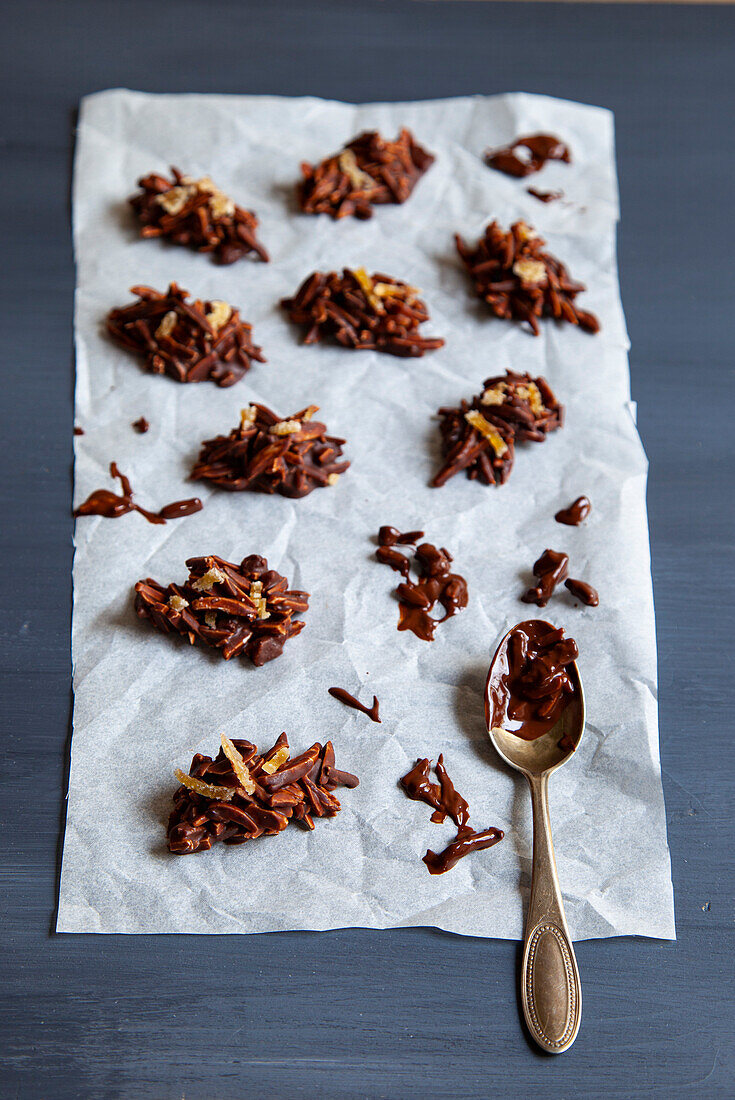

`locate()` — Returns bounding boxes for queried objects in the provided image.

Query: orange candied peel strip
[220,733,256,794]
[174,768,236,801]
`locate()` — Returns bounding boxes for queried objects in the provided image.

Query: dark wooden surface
[1,2,733,1097]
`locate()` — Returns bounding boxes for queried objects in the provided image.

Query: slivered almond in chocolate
[107,283,265,388]
[456,220,599,335]
[168,734,358,853]
[191,402,350,498]
[433,371,563,489]
[134,553,309,667]
[298,128,434,220]
[281,268,444,358]
[130,167,269,264]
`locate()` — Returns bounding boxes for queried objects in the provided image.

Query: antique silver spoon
[485,620,585,1054]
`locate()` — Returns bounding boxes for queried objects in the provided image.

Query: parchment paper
[58,90,675,939]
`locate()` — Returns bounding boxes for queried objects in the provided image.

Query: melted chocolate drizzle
[378,526,424,546]
[376,531,468,641]
[400,755,503,874]
[424,827,504,875]
[555,495,591,526]
[485,133,571,178]
[328,687,381,723]
[487,619,579,742]
[74,462,202,525]
[521,548,569,607]
[527,187,564,203]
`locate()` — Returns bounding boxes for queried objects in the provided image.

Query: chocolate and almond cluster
[282,267,444,357]
[298,128,434,219]
[433,370,563,488]
[129,167,269,264]
[191,403,350,498]
[168,733,359,853]
[134,554,308,666]
[107,283,265,387]
[456,220,599,335]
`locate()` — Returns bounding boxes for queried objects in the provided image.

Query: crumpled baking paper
[58,89,675,940]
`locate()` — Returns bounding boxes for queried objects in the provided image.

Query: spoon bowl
[485,624,585,777]
[485,619,585,1055]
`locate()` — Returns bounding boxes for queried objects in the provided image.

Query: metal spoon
[485,620,585,1054]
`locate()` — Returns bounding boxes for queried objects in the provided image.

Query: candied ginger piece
[464,410,509,457]
[261,746,290,775]
[220,733,256,794]
[174,768,236,801]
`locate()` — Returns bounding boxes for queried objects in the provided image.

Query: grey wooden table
[1,2,733,1097]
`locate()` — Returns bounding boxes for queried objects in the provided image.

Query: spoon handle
[521,772,582,1053]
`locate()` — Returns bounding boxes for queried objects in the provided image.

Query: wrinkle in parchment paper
[58,90,674,940]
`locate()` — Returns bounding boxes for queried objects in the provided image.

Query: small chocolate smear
[73,426,84,436]
[74,462,202,526]
[488,620,579,741]
[328,687,381,723]
[132,417,150,434]
[555,495,591,526]
[157,499,203,520]
[400,758,443,817]
[168,733,358,853]
[298,128,434,220]
[565,577,599,607]
[424,826,504,875]
[456,220,599,336]
[107,282,265,388]
[378,526,424,547]
[282,268,444,358]
[521,548,569,607]
[527,187,564,204]
[130,166,268,264]
[400,755,503,874]
[191,403,349,498]
[400,755,468,829]
[485,134,571,178]
[375,545,412,579]
[376,536,468,641]
[433,371,563,489]
[135,554,309,667]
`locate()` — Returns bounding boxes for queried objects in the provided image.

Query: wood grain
[1,1,733,1097]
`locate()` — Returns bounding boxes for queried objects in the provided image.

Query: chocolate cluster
[107,283,265,388]
[298,128,434,219]
[168,734,359,853]
[129,167,269,264]
[191,403,349,498]
[433,371,563,488]
[134,554,308,666]
[455,220,599,335]
[282,267,444,357]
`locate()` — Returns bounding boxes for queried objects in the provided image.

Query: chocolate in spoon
[485,619,585,1054]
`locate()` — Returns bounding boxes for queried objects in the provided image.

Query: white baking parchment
[58,90,675,939]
